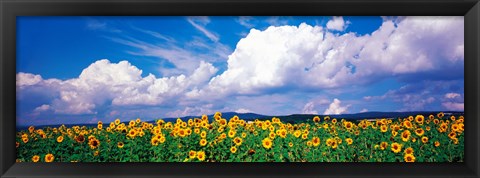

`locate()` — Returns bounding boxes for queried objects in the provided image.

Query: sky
[16,16,465,126]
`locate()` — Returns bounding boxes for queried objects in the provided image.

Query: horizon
[16,16,465,126]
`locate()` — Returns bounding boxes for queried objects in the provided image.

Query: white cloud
[302,101,318,114]
[196,17,463,98]
[108,33,230,77]
[445,92,461,99]
[16,72,43,88]
[324,98,350,115]
[237,16,255,28]
[326,16,348,31]
[187,16,220,42]
[266,16,290,26]
[166,104,215,118]
[360,108,368,113]
[17,59,218,115]
[235,108,252,113]
[34,104,50,112]
[442,102,464,111]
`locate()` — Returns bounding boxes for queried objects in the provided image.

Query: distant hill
[17,111,464,131]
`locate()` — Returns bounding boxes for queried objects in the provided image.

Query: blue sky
[16,16,464,126]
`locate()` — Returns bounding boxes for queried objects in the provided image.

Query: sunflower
[220,133,227,139]
[426,126,431,131]
[233,137,243,146]
[129,120,136,127]
[230,146,237,153]
[88,138,100,149]
[114,119,121,125]
[117,142,124,148]
[306,141,312,147]
[428,115,435,120]
[56,136,64,143]
[354,130,360,136]
[32,155,40,162]
[16,142,19,148]
[344,122,353,130]
[404,147,414,155]
[269,132,276,139]
[403,120,413,129]
[391,142,402,153]
[28,126,35,133]
[332,118,337,124]
[392,130,398,137]
[127,129,137,138]
[178,129,187,137]
[346,138,353,145]
[197,151,206,161]
[421,136,429,144]
[313,116,321,123]
[294,130,302,138]
[326,138,333,146]
[452,137,459,144]
[45,153,54,162]
[380,125,388,132]
[151,138,160,146]
[189,150,196,159]
[434,141,440,147]
[331,140,338,149]
[75,134,85,143]
[97,124,103,130]
[414,128,424,136]
[159,137,166,143]
[380,142,388,150]
[301,133,308,140]
[200,139,207,146]
[278,129,287,138]
[289,142,294,147]
[312,137,321,147]
[404,154,415,162]
[241,132,247,138]
[437,112,444,118]
[448,132,456,139]
[200,131,207,138]
[228,130,236,138]
[262,138,273,149]
[22,137,28,144]
[450,115,456,121]
[451,124,459,132]
[401,130,411,142]
[438,123,447,133]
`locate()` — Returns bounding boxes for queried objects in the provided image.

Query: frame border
[1,0,479,177]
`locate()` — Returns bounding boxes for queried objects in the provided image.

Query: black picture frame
[1,0,479,177]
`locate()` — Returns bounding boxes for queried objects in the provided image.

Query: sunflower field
[16,112,464,162]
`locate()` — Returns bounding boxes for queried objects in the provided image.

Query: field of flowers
[16,112,464,162]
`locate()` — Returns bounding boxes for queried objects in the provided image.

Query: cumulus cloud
[442,92,464,111]
[326,16,349,31]
[194,16,463,98]
[445,92,461,99]
[324,98,350,115]
[360,108,368,113]
[235,108,252,113]
[442,102,464,111]
[166,104,215,118]
[16,72,43,88]
[302,101,318,114]
[17,59,218,115]
[34,104,51,112]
